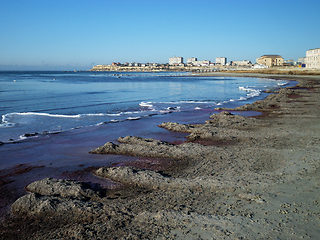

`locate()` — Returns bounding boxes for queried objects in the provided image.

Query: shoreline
[1,74,320,239]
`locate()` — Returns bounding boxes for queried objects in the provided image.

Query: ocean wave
[277,81,288,86]
[2,111,131,122]
[238,86,262,100]
[141,100,216,105]
[139,102,153,108]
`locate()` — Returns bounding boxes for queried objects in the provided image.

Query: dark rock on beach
[11,178,103,216]
[90,135,210,161]
[26,178,102,200]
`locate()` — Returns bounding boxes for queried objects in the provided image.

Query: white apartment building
[187,57,197,65]
[306,48,320,69]
[216,57,227,65]
[169,57,183,65]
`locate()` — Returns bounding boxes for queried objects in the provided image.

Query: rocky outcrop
[206,111,258,128]
[96,166,171,190]
[158,122,198,132]
[26,178,101,200]
[159,112,261,142]
[160,111,259,131]
[95,166,266,191]
[11,193,104,216]
[11,178,103,216]
[90,135,211,160]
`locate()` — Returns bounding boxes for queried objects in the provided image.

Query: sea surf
[0,71,294,143]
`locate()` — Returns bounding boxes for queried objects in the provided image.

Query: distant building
[216,57,227,65]
[306,48,320,69]
[169,57,183,65]
[283,59,294,66]
[232,60,252,66]
[298,57,306,64]
[187,57,197,65]
[257,55,283,67]
[195,60,210,66]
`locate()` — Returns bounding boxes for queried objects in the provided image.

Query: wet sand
[1,73,320,239]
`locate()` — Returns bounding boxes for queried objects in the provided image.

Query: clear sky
[0,0,319,70]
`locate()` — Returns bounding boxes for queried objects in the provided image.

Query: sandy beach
[1,73,320,239]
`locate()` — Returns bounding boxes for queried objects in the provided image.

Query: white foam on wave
[19,135,28,140]
[277,81,288,86]
[139,102,153,108]
[239,86,253,91]
[157,100,214,104]
[110,119,120,123]
[239,86,261,100]
[127,116,141,120]
[122,111,143,115]
[166,106,181,111]
[0,122,15,128]
[0,114,15,128]
[2,112,126,122]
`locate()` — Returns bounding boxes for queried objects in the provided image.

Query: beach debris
[11,178,104,216]
[95,166,241,191]
[238,193,266,203]
[11,193,104,216]
[96,166,171,189]
[90,135,210,160]
[26,178,102,200]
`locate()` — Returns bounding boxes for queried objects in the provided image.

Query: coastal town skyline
[0,0,319,71]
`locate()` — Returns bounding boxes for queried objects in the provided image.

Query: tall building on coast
[169,57,183,65]
[216,57,227,65]
[306,48,320,69]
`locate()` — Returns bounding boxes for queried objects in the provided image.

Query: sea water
[0,71,293,143]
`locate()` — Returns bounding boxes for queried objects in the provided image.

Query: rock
[95,166,239,191]
[26,178,101,200]
[96,166,170,189]
[159,112,260,143]
[206,111,257,128]
[117,136,173,146]
[159,122,196,132]
[11,193,103,216]
[90,136,209,160]
[11,178,104,216]
[90,142,120,154]
[23,132,39,137]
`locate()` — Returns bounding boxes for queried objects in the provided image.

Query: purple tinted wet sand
[0,106,260,219]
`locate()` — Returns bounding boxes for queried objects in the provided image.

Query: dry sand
[1,74,320,239]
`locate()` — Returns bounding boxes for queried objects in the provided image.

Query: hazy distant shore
[90,65,320,75]
[1,73,320,239]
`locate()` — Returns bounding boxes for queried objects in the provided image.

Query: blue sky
[0,0,319,70]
